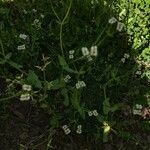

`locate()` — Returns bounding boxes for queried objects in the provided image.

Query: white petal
[81,47,90,56]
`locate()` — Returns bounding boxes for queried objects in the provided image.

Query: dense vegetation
[0,0,149,149]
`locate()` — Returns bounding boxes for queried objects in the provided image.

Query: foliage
[0,0,149,149]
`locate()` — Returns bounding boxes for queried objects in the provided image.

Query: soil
[0,100,50,150]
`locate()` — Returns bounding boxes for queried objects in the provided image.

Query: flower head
[108,17,117,24]
[90,46,98,57]
[76,125,82,134]
[17,44,26,50]
[81,47,90,56]
[93,110,98,116]
[64,75,71,82]
[88,111,93,116]
[116,22,124,32]
[62,125,71,135]
[75,81,86,89]
[19,34,27,40]
[22,84,32,91]
[20,93,30,101]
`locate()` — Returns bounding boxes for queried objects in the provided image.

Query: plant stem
[59,0,73,57]
[0,38,5,57]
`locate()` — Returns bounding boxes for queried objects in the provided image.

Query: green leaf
[0,58,6,64]
[103,98,110,115]
[5,53,12,60]
[27,70,42,88]
[58,55,83,74]
[8,60,22,69]
[71,89,85,119]
[47,79,65,90]
[58,55,69,68]
[61,88,69,106]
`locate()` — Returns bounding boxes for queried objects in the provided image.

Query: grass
[0,0,150,149]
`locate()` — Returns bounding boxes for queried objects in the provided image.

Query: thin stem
[0,38,5,57]
[0,92,22,102]
[59,0,73,57]
[50,0,61,23]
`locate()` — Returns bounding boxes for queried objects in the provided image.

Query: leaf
[58,55,83,74]
[0,58,6,64]
[8,60,22,69]
[47,79,65,90]
[27,70,42,88]
[5,53,12,60]
[71,89,85,119]
[61,88,69,106]
[58,55,69,68]
[103,98,110,115]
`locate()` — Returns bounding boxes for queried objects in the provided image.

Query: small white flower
[64,75,71,82]
[22,84,32,91]
[135,70,142,75]
[116,22,124,32]
[88,111,93,116]
[69,54,74,59]
[76,125,82,134]
[81,47,90,56]
[75,82,81,89]
[20,93,30,101]
[133,109,142,115]
[19,34,27,40]
[80,81,86,87]
[64,128,71,135]
[124,53,130,59]
[23,9,27,14]
[90,46,98,57]
[65,75,71,80]
[17,44,26,50]
[32,9,37,13]
[108,17,117,24]
[40,14,45,19]
[33,19,41,28]
[62,125,68,130]
[69,50,75,55]
[76,81,86,89]
[135,104,142,110]
[62,125,71,135]
[121,58,126,63]
[77,125,82,129]
[93,110,98,116]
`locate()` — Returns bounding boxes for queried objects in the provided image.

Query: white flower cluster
[40,14,45,19]
[32,19,41,29]
[32,9,37,13]
[23,9,28,14]
[17,33,28,50]
[69,50,75,59]
[20,84,32,101]
[108,17,117,24]
[17,44,26,50]
[135,67,142,76]
[75,81,86,89]
[62,125,71,135]
[19,34,27,40]
[81,46,98,61]
[91,0,98,5]
[88,110,99,116]
[133,104,143,115]
[64,75,71,83]
[20,93,30,101]
[76,125,82,134]
[108,17,124,32]
[22,84,32,91]
[121,53,130,63]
